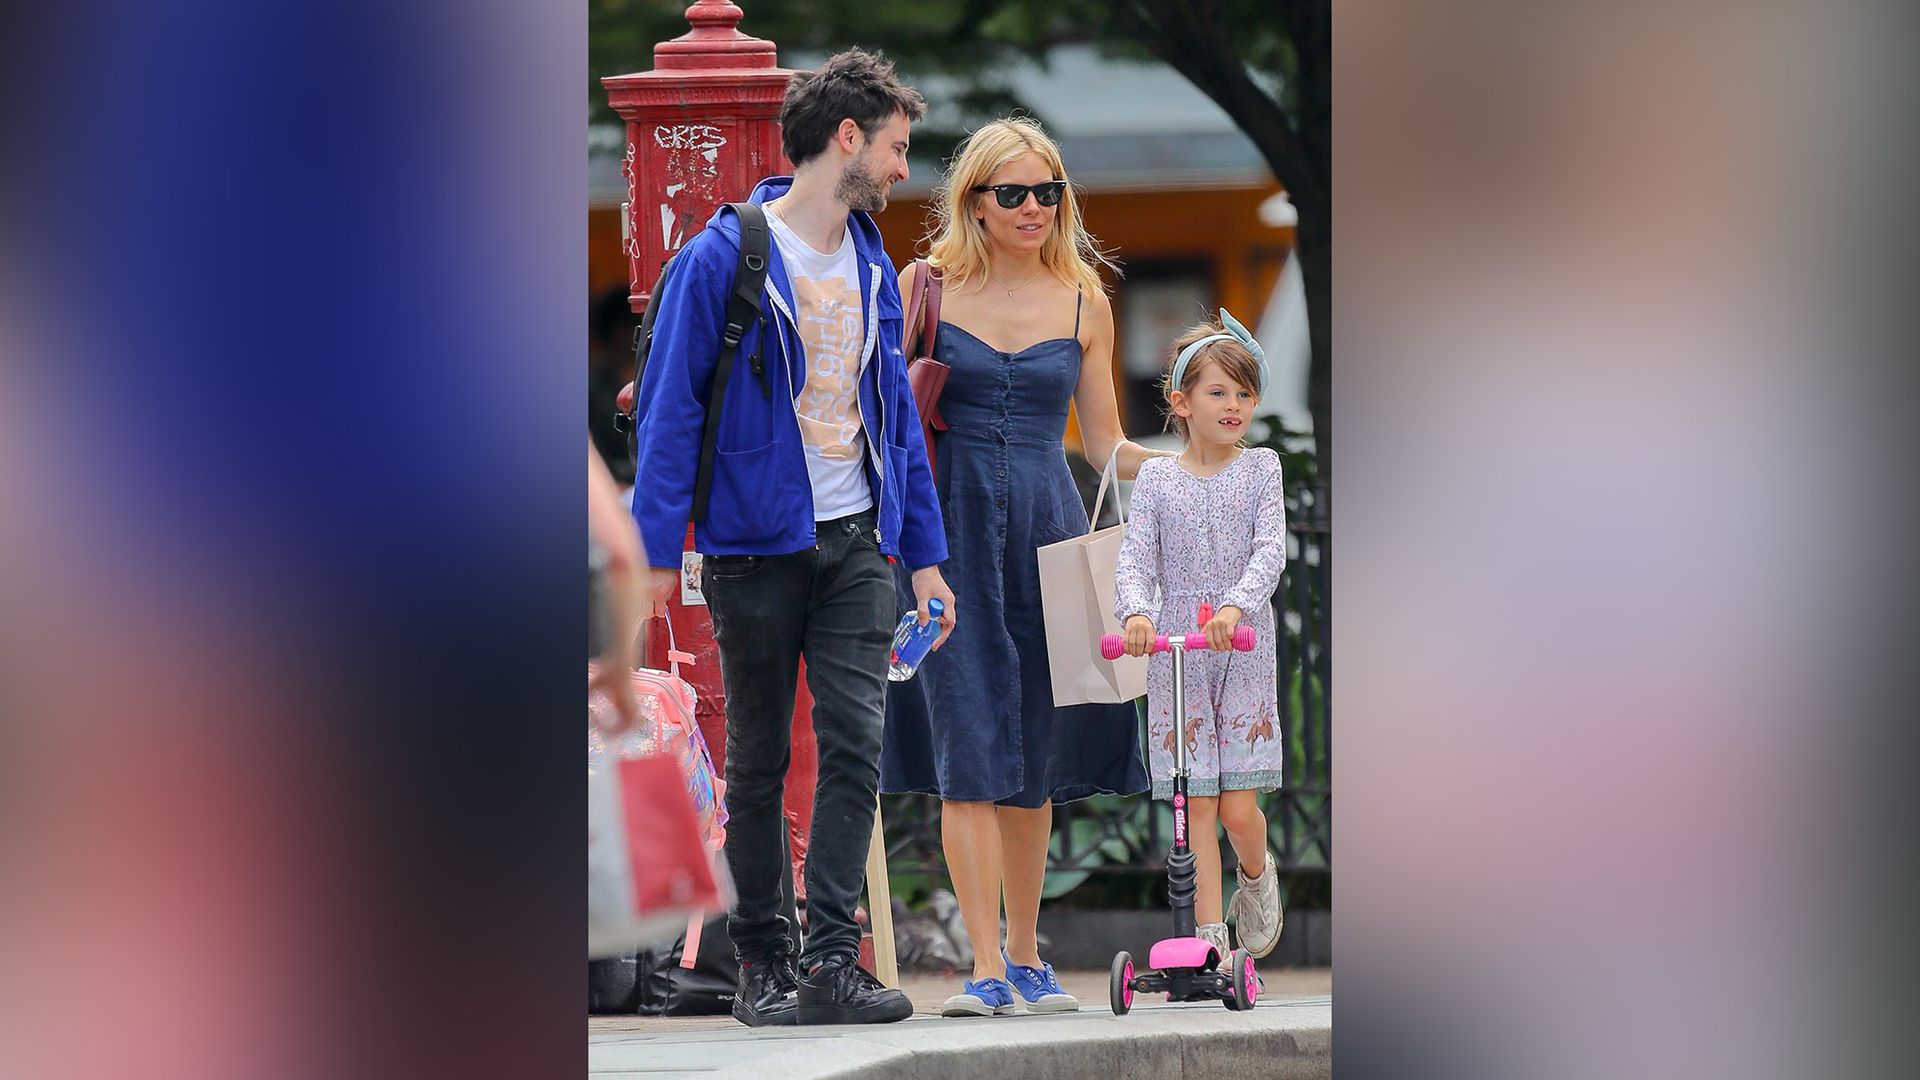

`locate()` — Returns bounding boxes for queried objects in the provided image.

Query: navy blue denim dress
[881,297,1149,808]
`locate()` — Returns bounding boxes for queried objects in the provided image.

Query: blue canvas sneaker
[940,976,1018,1017]
[1002,951,1079,1013]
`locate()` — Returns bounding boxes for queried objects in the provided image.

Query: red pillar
[603,1,789,313]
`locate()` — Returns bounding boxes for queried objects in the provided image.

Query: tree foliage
[591,0,1330,481]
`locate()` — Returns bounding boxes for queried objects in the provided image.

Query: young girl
[1113,310,1287,963]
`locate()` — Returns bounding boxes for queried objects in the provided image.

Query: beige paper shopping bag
[1036,452,1148,705]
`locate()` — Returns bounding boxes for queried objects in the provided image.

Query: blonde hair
[1165,319,1263,443]
[923,117,1119,295]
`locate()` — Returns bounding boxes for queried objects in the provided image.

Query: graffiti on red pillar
[621,142,640,261]
[653,123,728,254]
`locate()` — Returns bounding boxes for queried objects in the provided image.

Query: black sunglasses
[971,180,1067,209]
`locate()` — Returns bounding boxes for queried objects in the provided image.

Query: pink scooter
[1098,616,1260,1014]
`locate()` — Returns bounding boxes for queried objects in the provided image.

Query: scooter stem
[1169,640,1187,781]
[1166,640,1197,939]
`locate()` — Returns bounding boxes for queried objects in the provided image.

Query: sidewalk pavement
[589,968,1332,1079]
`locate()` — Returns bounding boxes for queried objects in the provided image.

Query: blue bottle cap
[928,598,944,617]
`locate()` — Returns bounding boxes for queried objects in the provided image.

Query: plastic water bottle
[887,598,944,682]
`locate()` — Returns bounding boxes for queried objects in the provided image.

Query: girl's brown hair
[1164,319,1263,442]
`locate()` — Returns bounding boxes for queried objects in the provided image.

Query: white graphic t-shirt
[764,201,873,520]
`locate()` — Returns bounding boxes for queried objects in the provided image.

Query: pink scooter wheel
[1110,951,1135,1016]
[1223,948,1258,1011]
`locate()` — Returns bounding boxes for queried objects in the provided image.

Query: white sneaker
[1197,922,1231,969]
[1227,848,1283,958]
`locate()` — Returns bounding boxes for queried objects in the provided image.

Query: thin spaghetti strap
[1073,288,1083,339]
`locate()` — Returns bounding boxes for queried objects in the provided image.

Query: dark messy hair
[779,48,926,167]
[1165,319,1263,443]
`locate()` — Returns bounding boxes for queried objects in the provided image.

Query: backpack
[612,202,772,523]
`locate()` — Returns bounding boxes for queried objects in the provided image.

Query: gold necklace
[989,267,1042,298]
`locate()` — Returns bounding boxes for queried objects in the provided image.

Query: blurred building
[589,44,1299,454]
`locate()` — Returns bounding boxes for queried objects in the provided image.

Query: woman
[881,117,1163,1017]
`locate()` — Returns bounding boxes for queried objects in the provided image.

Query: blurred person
[588,435,643,731]
[627,49,952,1027]
[878,117,1159,1018]
[1115,312,1288,966]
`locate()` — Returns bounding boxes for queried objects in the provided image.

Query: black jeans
[702,509,895,969]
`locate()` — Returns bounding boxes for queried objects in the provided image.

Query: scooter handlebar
[1099,625,1255,660]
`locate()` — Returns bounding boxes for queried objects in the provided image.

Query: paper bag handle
[1089,446,1128,531]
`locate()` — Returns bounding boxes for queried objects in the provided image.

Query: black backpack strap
[729,202,772,398]
[691,202,774,523]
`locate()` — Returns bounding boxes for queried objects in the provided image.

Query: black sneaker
[731,953,800,1027]
[797,954,913,1025]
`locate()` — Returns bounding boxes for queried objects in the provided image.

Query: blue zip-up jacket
[629,177,948,571]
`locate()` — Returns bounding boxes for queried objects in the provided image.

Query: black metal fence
[879,476,1329,900]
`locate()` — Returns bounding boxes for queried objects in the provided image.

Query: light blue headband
[1171,308,1267,395]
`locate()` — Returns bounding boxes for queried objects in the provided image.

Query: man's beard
[835,151,888,213]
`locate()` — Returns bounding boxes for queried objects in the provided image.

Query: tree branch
[1118,3,1324,209]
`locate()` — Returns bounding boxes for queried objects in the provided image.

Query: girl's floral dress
[1114,448,1287,798]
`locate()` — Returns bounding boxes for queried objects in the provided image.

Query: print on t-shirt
[790,272,864,462]
[764,200,872,520]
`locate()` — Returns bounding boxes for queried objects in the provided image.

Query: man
[629,49,955,1027]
